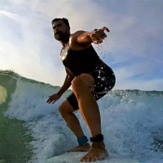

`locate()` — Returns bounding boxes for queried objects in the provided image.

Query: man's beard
[55,32,68,41]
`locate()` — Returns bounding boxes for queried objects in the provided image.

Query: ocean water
[0,70,163,163]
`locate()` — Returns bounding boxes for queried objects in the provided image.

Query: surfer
[47,18,115,162]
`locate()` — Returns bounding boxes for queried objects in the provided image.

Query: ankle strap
[77,136,88,145]
[90,134,104,142]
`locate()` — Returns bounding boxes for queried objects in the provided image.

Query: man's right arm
[47,68,74,104]
[57,68,74,96]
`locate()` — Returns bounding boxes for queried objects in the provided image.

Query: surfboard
[46,152,142,163]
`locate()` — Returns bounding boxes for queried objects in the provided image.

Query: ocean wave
[0,70,163,163]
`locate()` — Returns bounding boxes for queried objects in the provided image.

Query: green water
[0,72,33,163]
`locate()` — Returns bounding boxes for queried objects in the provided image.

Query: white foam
[4,79,163,163]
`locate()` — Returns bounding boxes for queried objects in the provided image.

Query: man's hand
[47,93,61,104]
[89,26,110,44]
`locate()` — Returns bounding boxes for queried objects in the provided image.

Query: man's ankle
[92,141,105,148]
[77,135,88,145]
[90,133,104,142]
[90,134,106,149]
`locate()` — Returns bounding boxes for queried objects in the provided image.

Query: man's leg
[71,73,108,162]
[59,100,90,151]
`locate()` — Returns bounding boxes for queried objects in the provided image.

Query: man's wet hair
[51,18,70,28]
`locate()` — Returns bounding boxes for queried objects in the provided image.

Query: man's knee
[59,100,74,117]
[72,73,94,92]
[71,75,83,91]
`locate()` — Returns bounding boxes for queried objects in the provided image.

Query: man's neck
[61,36,70,48]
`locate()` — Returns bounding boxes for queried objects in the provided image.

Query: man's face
[52,20,69,41]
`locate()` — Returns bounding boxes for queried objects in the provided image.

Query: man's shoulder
[69,30,90,49]
[71,30,86,37]
[69,31,85,45]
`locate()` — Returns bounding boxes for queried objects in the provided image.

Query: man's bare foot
[80,142,109,162]
[68,143,91,152]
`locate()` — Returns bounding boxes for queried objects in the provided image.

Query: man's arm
[47,68,74,104]
[57,68,74,96]
[76,27,110,45]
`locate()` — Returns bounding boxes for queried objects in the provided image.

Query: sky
[0,0,163,91]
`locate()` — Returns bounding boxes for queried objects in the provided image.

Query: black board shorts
[67,62,116,110]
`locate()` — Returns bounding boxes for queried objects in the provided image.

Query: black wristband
[90,134,104,142]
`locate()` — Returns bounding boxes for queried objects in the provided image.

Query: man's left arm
[76,27,110,45]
